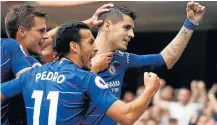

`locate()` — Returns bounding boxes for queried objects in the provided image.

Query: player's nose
[43,32,49,40]
[128,29,135,39]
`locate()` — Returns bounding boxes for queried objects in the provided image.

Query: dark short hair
[53,21,90,58]
[98,4,136,24]
[5,4,47,39]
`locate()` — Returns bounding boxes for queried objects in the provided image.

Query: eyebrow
[37,28,47,31]
[125,24,134,29]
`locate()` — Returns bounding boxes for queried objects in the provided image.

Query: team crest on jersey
[108,65,116,75]
[116,50,124,56]
[95,76,108,89]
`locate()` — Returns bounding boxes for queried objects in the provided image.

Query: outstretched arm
[106,72,160,125]
[45,3,114,45]
[161,1,205,69]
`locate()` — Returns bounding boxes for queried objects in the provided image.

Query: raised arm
[160,2,205,69]
[208,84,217,113]
[188,80,200,103]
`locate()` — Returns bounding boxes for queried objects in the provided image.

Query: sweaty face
[78,29,95,70]
[108,14,135,51]
[24,16,48,55]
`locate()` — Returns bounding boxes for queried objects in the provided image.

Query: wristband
[184,18,199,30]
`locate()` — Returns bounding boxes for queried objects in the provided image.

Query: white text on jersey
[36,72,65,84]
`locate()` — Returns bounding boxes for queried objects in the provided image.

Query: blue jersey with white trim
[83,51,166,125]
[0,38,31,125]
[26,56,42,67]
[1,60,118,125]
[8,56,42,125]
[1,38,31,82]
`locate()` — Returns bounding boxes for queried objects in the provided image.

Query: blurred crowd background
[122,79,217,125]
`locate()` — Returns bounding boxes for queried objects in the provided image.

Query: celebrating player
[1,21,160,125]
[83,1,206,124]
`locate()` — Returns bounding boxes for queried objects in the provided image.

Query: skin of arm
[45,3,114,48]
[106,72,160,125]
[160,2,205,69]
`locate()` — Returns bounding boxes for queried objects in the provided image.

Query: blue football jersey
[1,38,31,125]
[83,51,166,125]
[26,56,42,67]
[1,60,118,125]
[8,56,42,125]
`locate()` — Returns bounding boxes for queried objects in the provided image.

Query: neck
[16,37,30,56]
[61,54,83,68]
[95,32,115,54]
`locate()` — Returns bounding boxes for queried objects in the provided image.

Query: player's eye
[124,25,132,30]
[38,29,47,34]
[89,39,94,45]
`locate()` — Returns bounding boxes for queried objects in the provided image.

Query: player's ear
[17,26,27,38]
[69,42,80,53]
[103,20,112,32]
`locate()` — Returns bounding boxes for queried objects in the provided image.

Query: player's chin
[31,48,42,55]
[119,46,128,51]
[35,50,42,55]
[86,63,91,71]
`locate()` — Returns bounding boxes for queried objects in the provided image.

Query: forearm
[160,26,193,69]
[107,89,155,125]
[189,91,199,103]
[124,89,155,124]
[46,19,92,44]
[208,94,217,113]
[198,90,207,108]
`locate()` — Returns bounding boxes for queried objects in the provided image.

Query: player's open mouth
[39,43,44,50]
[89,51,96,61]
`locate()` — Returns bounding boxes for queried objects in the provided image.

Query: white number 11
[32,90,59,125]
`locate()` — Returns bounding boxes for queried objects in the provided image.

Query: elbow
[167,64,173,70]
[160,53,175,70]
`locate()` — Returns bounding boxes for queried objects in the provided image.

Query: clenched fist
[144,72,160,95]
[186,1,205,24]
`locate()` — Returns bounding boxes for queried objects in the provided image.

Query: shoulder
[1,38,19,51]
[26,56,42,67]
[1,38,17,44]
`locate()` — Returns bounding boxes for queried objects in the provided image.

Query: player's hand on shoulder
[91,52,113,73]
[143,72,160,94]
[186,1,205,24]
